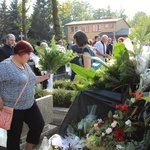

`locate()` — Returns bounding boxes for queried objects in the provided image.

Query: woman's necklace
[10,56,25,70]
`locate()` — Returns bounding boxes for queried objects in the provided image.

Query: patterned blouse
[0,58,36,110]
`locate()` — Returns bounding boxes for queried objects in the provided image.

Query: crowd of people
[0,32,124,150]
[70,31,116,80]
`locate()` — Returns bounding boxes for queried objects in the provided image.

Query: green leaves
[142,96,150,102]
[70,63,96,81]
[36,37,76,73]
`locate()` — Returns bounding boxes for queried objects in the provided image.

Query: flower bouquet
[84,103,138,150]
[36,36,76,91]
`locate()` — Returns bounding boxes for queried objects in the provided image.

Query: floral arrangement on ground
[39,39,150,150]
[39,90,150,150]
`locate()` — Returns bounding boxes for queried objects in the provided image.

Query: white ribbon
[47,74,53,91]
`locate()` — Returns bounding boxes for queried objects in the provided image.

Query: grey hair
[101,34,108,39]
[5,34,15,39]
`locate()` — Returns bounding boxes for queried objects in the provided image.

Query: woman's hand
[44,72,51,80]
[0,97,4,110]
[35,72,51,84]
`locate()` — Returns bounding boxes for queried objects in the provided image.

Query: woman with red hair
[0,40,50,150]
[118,37,124,43]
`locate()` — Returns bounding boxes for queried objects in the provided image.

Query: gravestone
[0,95,55,150]
[21,95,53,137]
[19,32,24,40]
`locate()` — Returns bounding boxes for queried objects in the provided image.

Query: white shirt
[95,41,106,62]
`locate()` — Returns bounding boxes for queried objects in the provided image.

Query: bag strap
[13,65,29,108]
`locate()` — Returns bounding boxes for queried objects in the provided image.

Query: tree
[92,8,106,20]
[16,0,32,40]
[51,0,62,41]
[0,0,10,41]
[8,0,21,40]
[69,0,93,21]
[92,6,128,20]
[129,11,147,27]
[58,0,72,39]
[58,0,93,41]
[29,0,52,41]
[129,15,150,45]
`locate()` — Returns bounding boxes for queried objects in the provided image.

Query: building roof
[99,28,130,37]
[65,18,123,26]
[115,28,130,36]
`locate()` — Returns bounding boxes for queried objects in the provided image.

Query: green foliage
[129,15,150,44]
[36,36,76,73]
[34,86,51,99]
[70,63,95,81]
[50,88,78,107]
[53,79,73,90]
[70,64,96,91]
[93,43,138,92]
[69,43,138,93]
[34,86,78,108]
[8,0,21,37]
[28,0,52,41]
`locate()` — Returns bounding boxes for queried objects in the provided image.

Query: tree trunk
[22,0,27,40]
[51,0,62,41]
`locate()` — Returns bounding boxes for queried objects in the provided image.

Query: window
[105,24,109,29]
[109,24,114,28]
[92,25,101,32]
[70,26,78,33]
[81,25,89,32]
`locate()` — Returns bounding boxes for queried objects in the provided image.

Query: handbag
[0,65,29,130]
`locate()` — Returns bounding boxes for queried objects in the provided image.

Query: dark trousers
[7,103,45,150]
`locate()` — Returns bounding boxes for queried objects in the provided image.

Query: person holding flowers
[0,40,51,150]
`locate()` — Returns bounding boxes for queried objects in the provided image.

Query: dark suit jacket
[0,45,14,62]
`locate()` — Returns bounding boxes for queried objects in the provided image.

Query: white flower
[116,144,124,149]
[94,123,98,127]
[98,119,103,123]
[101,132,105,137]
[111,121,118,128]
[106,128,112,134]
[125,119,132,126]
[131,98,136,103]
[113,114,118,119]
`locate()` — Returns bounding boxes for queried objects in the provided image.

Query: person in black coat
[106,37,113,56]
[0,34,16,62]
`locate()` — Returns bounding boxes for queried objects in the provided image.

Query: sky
[5,0,150,19]
[90,0,150,18]
[59,0,150,19]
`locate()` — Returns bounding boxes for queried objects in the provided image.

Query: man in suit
[0,34,16,62]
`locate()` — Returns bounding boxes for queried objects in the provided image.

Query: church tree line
[0,0,150,45]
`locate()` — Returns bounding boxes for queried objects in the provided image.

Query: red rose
[98,122,104,127]
[116,103,129,111]
[103,117,116,121]
[113,128,125,142]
